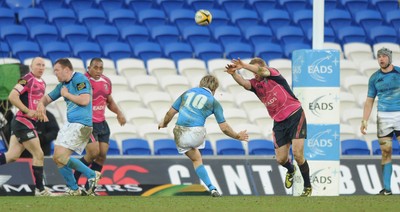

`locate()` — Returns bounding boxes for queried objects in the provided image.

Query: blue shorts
[92,121,111,143]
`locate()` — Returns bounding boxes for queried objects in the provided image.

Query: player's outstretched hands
[232,58,244,70]
[225,63,237,75]
[237,130,249,142]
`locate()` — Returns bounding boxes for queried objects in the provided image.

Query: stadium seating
[169,9,195,33]
[0,41,10,58]
[42,41,71,63]
[248,139,275,155]
[368,26,398,44]
[0,139,6,153]
[182,25,212,48]
[66,0,95,13]
[154,139,180,155]
[108,139,121,155]
[385,10,400,30]
[200,140,214,156]
[133,41,163,62]
[371,0,400,15]
[0,7,16,26]
[325,9,352,34]
[187,0,215,11]
[254,42,284,62]
[125,0,154,14]
[262,9,291,34]
[245,25,273,47]
[372,138,400,155]
[11,41,41,62]
[216,139,245,155]
[248,0,278,17]
[122,138,152,155]
[30,24,59,48]
[276,26,305,46]
[116,58,148,77]
[279,0,308,16]
[1,25,29,48]
[102,41,132,63]
[72,41,102,63]
[193,42,224,62]
[224,42,253,59]
[207,8,230,32]
[340,0,369,17]
[48,8,77,31]
[90,25,120,47]
[128,75,160,96]
[341,139,370,155]
[230,9,259,34]
[96,0,124,13]
[18,8,47,30]
[138,8,167,30]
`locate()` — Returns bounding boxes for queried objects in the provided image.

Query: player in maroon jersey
[74,58,126,194]
[226,57,312,197]
[0,57,54,196]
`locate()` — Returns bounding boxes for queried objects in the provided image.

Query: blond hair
[249,57,267,67]
[199,75,219,92]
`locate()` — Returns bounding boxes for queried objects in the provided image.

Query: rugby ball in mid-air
[195,9,212,26]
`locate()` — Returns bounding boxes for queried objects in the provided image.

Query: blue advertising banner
[305,124,340,161]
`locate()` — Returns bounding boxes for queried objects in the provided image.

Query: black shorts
[91,121,110,143]
[273,108,307,148]
[11,116,38,143]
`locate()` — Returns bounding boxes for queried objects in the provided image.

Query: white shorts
[377,111,400,137]
[54,122,93,155]
[173,125,206,154]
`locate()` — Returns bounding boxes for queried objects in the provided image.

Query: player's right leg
[378,137,393,195]
[74,140,99,184]
[274,143,295,189]
[0,135,25,165]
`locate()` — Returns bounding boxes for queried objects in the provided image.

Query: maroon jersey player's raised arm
[84,72,112,123]
[249,68,301,122]
[15,72,46,120]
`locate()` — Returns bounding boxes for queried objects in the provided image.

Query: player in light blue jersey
[36,58,101,196]
[158,75,248,197]
[361,47,400,195]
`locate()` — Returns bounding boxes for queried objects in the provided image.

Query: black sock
[74,157,91,182]
[299,160,311,188]
[0,153,6,165]
[282,160,294,173]
[85,162,103,190]
[32,166,44,191]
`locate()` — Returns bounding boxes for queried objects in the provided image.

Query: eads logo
[78,165,149,185]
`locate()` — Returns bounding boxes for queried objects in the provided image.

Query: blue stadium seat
[72,41,102,63]
[48,8,77,31]
[212,25,243,49]
[325,9,352,34]
[207,9,230,33]
[89,25,120,47]
[125,0,154,14]
[132,41,163,62]
[293,9,312,35]
[254,42,284,62]
[0,41,10,58]
[0,7,16,26]
[78,8,107,30]
[154,139,180,155]
[371,0,400,15]
[96,0,124,13]
[307,26,337,43]
[186,0,215,11]
[308,0,337,11]
[231,9,260,35]
[108,9,137,31]
[354,9,383,34]
[122,138,151,155]
[169,9,195,33]
[65,0,95,14]
[384,10,400,30]
[103,41,132,62]
[216,139,245,155]
[341,139,370,155]
[245,25,273,47]
[108,139,121,155]
[225,42,253,59]
[164,42,193,62]
[340,0,369,17]
[158,0,185,16]
[138,8,167,30]
[0,25,28,48]
[11,41,41,62]
[150,25,180,48]
[283,42,311,58]
[262,9,291,34]
[120,25,150,48]
[193,42,223,62]
[276,26,305,46]
[337,26,367,44]
[368,26,398,44]
[182,25,212,48]
[5,0,31,12]
[217,0,246,13]
[61,24,90,47]
[248,139,275,155]
[36,0,65,14]
[200,140,214,155]
[42,41,71,63]
[248,0,278,17]
[29,24,59,48]
[278,0,308,16]
[18,8,47,30]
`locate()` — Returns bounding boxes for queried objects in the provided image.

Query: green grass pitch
[0,196,398,212]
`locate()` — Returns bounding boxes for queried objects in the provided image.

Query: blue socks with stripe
[383,162,392,191]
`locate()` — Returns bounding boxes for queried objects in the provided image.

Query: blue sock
[195,165,215,191]
[58,166,79,190]
[383,163,392,191]
[67,158,95,179]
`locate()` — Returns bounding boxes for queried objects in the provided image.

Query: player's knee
[32,150,44,161]
[52,154,67,166]
[275,155,288,165]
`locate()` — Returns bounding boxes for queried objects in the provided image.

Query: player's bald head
[30,57,44,67]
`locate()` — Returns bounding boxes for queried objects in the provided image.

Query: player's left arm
[232,58,271,77]
[107,95,126,126]
[62,86,91,106]
[158,107,178,129]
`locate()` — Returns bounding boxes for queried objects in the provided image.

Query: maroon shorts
[272,108,307,148]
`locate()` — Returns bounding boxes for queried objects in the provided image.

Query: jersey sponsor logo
[18,79,27,86]
[76,82,87,91]
[93,105,106,111]
[27,132,35,138]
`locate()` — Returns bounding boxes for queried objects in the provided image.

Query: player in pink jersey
[0,57,54,196]
[74,58,126,193]
[225,57,312,197]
